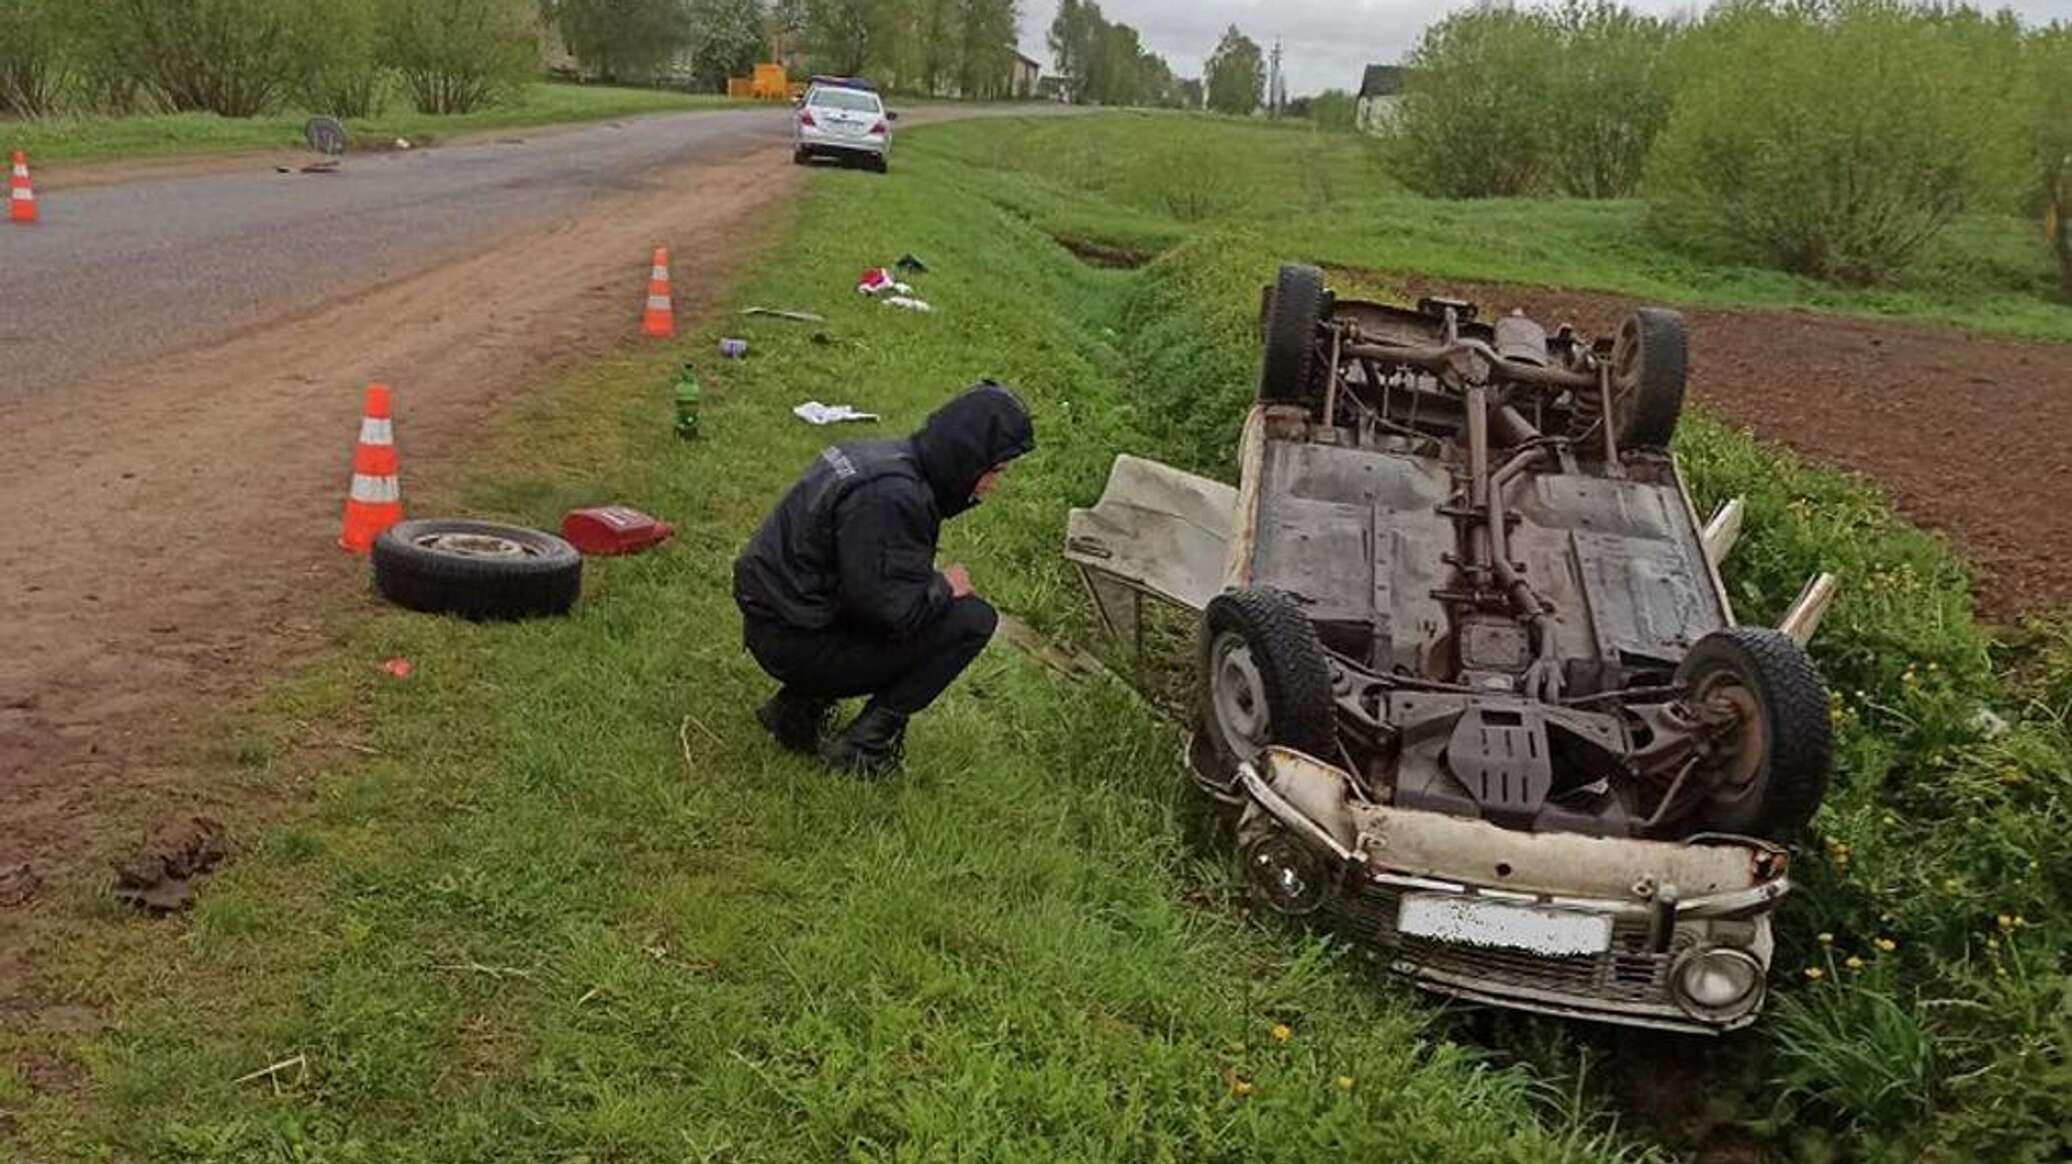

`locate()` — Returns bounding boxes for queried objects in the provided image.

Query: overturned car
[1066,265,1838,1033]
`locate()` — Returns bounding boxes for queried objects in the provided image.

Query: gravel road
[2,108,799,404]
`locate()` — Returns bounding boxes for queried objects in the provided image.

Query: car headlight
[1671,946,1765,1022]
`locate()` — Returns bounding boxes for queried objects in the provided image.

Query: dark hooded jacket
[733,382,1036,636]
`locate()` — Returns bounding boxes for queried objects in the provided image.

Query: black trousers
[743,597,998,716]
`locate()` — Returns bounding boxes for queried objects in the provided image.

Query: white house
[1356,64,1407,134]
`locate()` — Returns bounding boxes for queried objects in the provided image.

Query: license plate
[1397,893,1612,956]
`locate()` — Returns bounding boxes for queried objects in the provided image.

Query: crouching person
[732,381,1036,777]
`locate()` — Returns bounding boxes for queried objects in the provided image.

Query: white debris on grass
[793,401,880,426]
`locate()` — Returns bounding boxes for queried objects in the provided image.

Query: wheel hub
[416,532,537,559]
[1210,631,1270,761]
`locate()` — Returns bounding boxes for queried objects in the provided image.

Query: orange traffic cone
[339,383,402,553]
[9,152,36,224]
[641,246,674,338]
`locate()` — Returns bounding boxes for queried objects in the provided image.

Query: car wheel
[1257,264,1329,406]
[1605,308,1688,450]
[1676,626,1831,841]
[1199,587,1338,786]
[792,147,809,165]
[372,519,582,621]
[871,155,888,174]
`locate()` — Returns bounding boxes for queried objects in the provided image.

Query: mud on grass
[4,156,1642,1160]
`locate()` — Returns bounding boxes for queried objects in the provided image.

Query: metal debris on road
[719,338,749,358]
[741,307,826,323]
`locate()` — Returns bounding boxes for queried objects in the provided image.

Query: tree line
[0,0,547,118]
[1372,0,2070,293]
[782,0,1024,99]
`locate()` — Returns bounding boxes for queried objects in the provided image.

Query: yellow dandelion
[1232,1079,1255,1097]
[1270,1023,1292,1043]
[1874,937,1897,952]
[1804,967,1826,981]
[1845,956,1865,971]
[1943,878,1962,892]
[1998,914,2015,931]
[1335,1075,1356,1092]
[1987,937,1999,951]
[2014,915,2027,928]
[1817,931,1834,945]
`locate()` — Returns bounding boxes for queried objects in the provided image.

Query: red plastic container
[560,506,675,556]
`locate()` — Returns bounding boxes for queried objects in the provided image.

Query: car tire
[1676,626,1832,842]
[792,147,809,166]
[1257,264,1329,406]
[1606,308,1688,450]
[372,519,581,621]
[1199,587,1338,786]
[871,155,888,174]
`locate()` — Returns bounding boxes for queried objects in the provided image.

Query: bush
[1390,6,1558,198]
[2028,25,2072,297]
[0,0,71,116]
[80,0,316,117]
[1389,1,1676,199]
[1541,1,1677,199]
[379,0,535,115]
[1645,1,2029,285]
[293,0,385,118]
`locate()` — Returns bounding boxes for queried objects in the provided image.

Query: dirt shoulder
[1392,274,2072,621]
[0,148,802,1014]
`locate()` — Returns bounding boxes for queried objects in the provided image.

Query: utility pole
[1268,38,1285,119]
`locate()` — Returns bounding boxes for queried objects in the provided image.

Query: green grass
[921,112,2072,343]
[1,83,747,166]
[2,136,1642,1163]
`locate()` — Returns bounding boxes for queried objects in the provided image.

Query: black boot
[756,688,834,755]
[821,703,909,779]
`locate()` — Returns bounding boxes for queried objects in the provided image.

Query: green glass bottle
[673,364,701,440]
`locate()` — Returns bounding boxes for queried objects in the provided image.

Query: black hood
[910,381,1036,518]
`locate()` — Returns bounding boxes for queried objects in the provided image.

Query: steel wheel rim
[1210,630,1270,761]
[417,532,537,559]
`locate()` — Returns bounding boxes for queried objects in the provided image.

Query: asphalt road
[1,102,1047,406]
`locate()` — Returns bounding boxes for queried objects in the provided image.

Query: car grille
[1336,879,1677,1005]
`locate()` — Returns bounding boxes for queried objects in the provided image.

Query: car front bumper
[1235,747,1791,1034]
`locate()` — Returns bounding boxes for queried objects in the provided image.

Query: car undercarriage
[1065,265,1839,1031]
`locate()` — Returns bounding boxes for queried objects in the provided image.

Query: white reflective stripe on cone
[650,266,669,280]
[349,474,400,503]
[9,165,25,178]
[358,417,394,445]
[9,188,31,200]
[646,295,672,311]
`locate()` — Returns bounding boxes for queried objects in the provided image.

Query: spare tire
[1257,264,1329,406]
[372,519,581,621]
[1676,626,1831,842]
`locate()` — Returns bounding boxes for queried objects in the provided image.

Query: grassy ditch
[1,83,744,166]
[920,112,2072,344]
[3,142,1638,1162]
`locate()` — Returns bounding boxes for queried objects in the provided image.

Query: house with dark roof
[1356,64,1407,134]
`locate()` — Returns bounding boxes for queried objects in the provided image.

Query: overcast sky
[1015,0,2072,97]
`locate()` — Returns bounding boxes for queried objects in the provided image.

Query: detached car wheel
[1199,587,1338,782]
[1606,308,1688,450]
[1257,264,1329,406]
[1676,626,1832,841]
[373,519,581,621]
